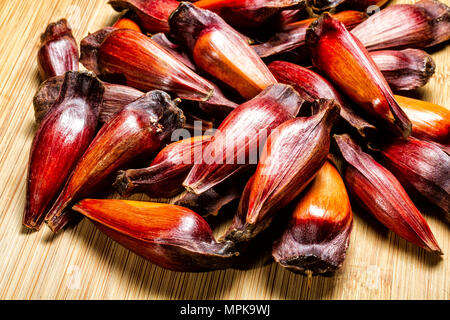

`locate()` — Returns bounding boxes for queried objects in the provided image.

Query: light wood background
[0,0,448,300]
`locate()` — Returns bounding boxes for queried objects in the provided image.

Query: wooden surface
[0,0,449,300]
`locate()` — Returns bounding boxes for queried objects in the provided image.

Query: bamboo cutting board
[0,0,448,300]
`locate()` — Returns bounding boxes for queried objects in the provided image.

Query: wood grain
[0,0,448,300]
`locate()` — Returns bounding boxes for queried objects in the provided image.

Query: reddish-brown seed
[394,95,450,145]
[194,0,306,29]
[44,90,185,232]
[73,199,238,272]
[108,0,179,33]
[416,0,450,48]
[183,84,304,195]
[37,19,79,81]
[114,136,212,198]
[24,72,104,230]
[33,75,144,125]
[150,33,197,71]
[81,28,211,101]
[268,60,376,139]
[334,134,442,254]
[113,17,142,32]
[351,0,450,51]
[225,100,340,244]
[369,49,436,91]
[169,2,278,100]
[272,161,353,276]
[80,28,237,113]
[306,13,411,137]
[377,137,450,221]
[253,10,367,58]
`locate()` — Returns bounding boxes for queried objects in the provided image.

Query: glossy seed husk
[108,0,179,33]
[306,13,411,137]
[225,100,340,244]
[377,137,450,221]
[37,19,79,81]
[33,75,144,125]
[183,84,304,195]
[351,0,450,51]
[73,199,239,272]
[169,2,278,100]
[333,134,442,254]
[195,0,306,29]
[253,10,367,58]
[24,71,104,230]
[80,27,237,113]
[272,161,353,276]
[369,49,436,91]
[114,136,212,199]
[268,60,377,139]
[45,90,185,232]
[395,95,450,145]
